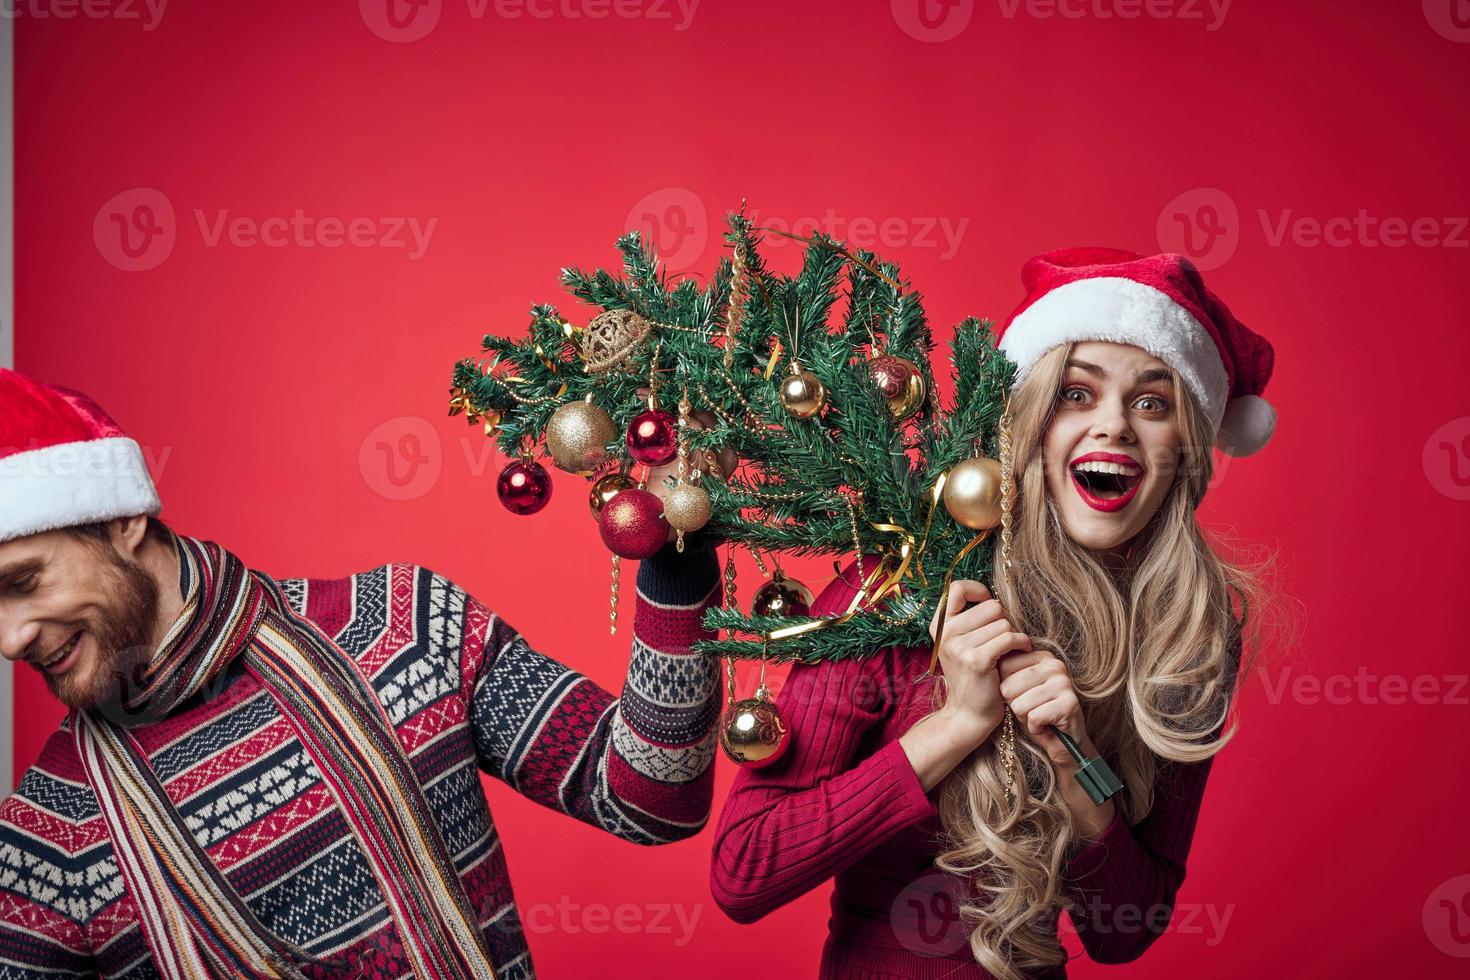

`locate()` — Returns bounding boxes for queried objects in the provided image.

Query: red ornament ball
[626,409,679,466]
[869,355,912,399]
[598,488,670,559]
[497,459,553,515]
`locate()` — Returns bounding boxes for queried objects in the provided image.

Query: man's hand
[635,395,735,544]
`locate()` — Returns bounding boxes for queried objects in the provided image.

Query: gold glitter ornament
[663,481,712,534]
[546,397,616,473]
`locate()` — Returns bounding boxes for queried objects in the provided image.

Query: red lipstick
[1068,452,1143,513]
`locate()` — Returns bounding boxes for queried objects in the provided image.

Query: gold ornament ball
[870,356,927,421]
[663,482,713,533]
[547,399,616,473]
[580,309,652,374]
[943,456,1005,530]
[588,472,636,520]
[718,696,790,768]
[751,573,815,618]
[780,365,827,419]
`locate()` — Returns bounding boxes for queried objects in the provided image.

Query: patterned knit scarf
[74,534,498,979]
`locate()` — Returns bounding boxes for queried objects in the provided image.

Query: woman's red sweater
[709,560,1216,979]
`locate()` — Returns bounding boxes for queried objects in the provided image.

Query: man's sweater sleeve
[710,571,938,923]
[463,537,722,844]
[1063,755,1216,963]
[0,748,96,977]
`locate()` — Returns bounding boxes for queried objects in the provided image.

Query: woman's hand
[899,580,1024,790]
[927,580,1028,743]
[996,648,1095,769]
[998,648,1117,839]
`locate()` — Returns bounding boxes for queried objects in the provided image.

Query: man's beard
[47,549,160,714]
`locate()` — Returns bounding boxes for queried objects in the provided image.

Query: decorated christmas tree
[448,206,1014,667]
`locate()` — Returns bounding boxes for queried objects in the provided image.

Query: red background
[12,2,1470,976]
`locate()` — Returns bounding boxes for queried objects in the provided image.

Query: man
[0,368,722,978]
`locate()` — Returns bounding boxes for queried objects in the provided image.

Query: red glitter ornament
[598,488,669,559]
[626,409,678,466]
[497,459,553,515]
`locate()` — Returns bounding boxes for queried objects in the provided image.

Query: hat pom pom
[1216,395,1276,457]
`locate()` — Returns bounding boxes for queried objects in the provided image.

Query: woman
[710,248,1277,979]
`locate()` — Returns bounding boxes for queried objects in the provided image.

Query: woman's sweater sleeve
[1063,755,1215,963]
[709,573,938,924]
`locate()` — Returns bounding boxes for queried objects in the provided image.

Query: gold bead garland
[996,408,1019,805]
[608,553,621,636]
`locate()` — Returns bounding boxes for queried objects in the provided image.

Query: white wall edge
[1,13,15,795]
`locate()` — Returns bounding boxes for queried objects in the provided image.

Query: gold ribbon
[763,340,785,381]
[910,472,950,587]
[447,389,473,417]
[745,467,997,671]
[751,470,960,649]
[861,522,916,606]
[756,511,923,647]
[448,388,503,437]
[533,342,561,373]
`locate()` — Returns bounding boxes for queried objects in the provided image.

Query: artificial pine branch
[448,207,1012,663]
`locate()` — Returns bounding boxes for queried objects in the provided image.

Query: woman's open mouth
[1069,453,1143,513]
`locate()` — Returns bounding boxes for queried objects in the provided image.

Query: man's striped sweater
[0,538,722,978]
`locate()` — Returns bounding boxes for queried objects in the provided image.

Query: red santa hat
[995,247,1277,457]
[0,369,161,544]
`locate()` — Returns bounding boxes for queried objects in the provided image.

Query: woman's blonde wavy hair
[931,342,1268,978]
